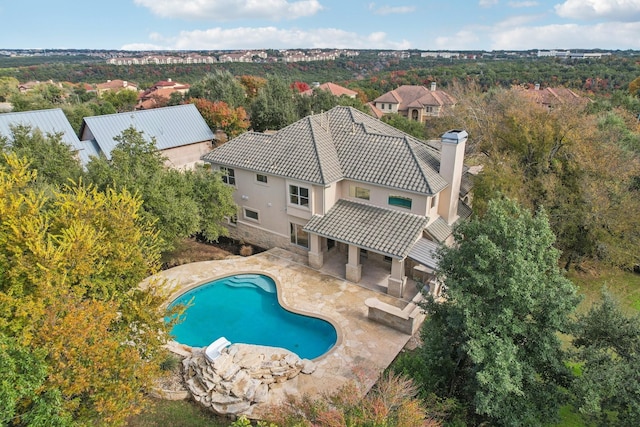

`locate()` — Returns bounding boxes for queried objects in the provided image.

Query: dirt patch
[161,236,266,270]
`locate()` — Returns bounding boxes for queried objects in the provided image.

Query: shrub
[240,245,253,257]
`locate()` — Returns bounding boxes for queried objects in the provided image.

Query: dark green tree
[188,70,247,108]
[250,75,298,132]
[570,290,640,426]
[418,198,579,426]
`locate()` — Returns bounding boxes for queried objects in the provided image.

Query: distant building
[301,82,358,99]
[372,83,456,121]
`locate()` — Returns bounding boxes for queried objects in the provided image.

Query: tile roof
[81,104,214,160]
[426,200,473,242]
[202,106,448,194]
[373,85,456,110]
[304,199,429,258]
[407,237,440,270]
[0,108,99,164]
[302,82,358,98]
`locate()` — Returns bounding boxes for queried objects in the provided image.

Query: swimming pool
[167,274,337,359]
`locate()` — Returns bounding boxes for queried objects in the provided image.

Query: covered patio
[303,199,434,299]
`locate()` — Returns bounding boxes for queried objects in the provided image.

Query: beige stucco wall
[337,180,431,217]
[162,141,213,169]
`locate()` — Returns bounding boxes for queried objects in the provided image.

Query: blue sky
[2,0,640,51]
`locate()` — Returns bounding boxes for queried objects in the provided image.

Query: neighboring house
[136,78,190,110]
[95,79,138,96]
[0,108,98,165]
[202,106,471,298]
[302,82,358,99]
[523,84,587,109]
[372,83,456,121]
[79,104,214,169]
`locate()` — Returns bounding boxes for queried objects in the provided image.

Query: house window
[430,195,437,209]
[349,185,370,200]
[244,208,259,222]
[289,185,309,207]
[256,173,268,184]
[290,223,309,248]
[425,106,434,113]
[220,167,235,185]
[388,195,412,209]
[380,103,385,110]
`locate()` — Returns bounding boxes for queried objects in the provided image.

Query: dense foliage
[0,155,173,425]
[413,198,579,426]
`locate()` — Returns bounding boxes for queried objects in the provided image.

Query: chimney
[168,78,172,82]
[534,83,540,90]
[123,81,128,87]
[430,82,437,91]
[437,129,468,225]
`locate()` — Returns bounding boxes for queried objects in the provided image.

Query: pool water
[167,274,337,359]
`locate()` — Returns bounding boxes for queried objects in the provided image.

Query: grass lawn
[126,399,230,427]
[569,267,640,314]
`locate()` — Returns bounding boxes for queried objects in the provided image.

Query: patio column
[387,257,406,298]
[308,234,324,269]
[345,244,362,282]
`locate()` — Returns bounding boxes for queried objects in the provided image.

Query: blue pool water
[167,274,337,359]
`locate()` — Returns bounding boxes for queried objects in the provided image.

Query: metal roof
[304,199,429,259]
[82,104,213,160]
[0,108,82,149]
[202,106,448,194]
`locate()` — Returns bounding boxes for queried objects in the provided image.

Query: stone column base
[387,276,406,298]
[346,263,362,283]
[308,251,324,269]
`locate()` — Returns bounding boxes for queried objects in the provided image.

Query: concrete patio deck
[151,248,424,416]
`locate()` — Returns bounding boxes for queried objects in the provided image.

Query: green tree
[381,113,427,139]
[418,198,579,426]
[0,77,19,102]
[0,124,83,187]
[250,75,298,132]
[570,290,640,426]
[100,89,138,112]
[188,70,247,108]
[85,127,236,249]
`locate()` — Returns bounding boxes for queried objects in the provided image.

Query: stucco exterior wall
[338,179,431,217]
[162,140,213,169]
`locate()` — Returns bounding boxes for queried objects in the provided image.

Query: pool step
[227,275,276,293]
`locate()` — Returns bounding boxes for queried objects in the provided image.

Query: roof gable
[82,104,214,160]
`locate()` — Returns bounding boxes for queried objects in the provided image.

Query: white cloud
[368,3,416,15]
[479,0,499,7]
[434,30,481,50]
[508,1,539,7]
[134,0,323,21]
[122,27,411,50]
[555,0,640,22]
[490,21,640,49]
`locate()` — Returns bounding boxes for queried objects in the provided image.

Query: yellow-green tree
[0,154,172,425]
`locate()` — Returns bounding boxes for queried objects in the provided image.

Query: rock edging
[183,343,316,416]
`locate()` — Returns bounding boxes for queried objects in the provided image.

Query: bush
[240,245,253,257]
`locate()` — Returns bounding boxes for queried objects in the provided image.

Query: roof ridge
[308,115,329,184]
